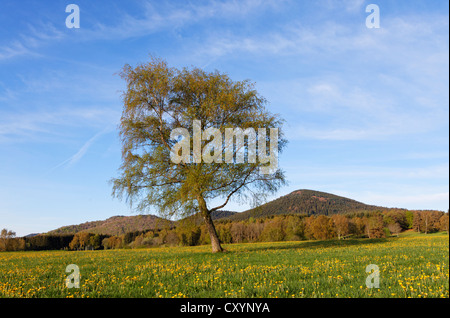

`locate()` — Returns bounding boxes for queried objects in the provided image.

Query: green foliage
[110,57,287,252]
[69,232,109,250]
[177,226,202,246]
[405,210,414,229]
[111,57,287,217]
[260,218,285,242]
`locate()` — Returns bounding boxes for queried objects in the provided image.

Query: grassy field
[0,233,448,298]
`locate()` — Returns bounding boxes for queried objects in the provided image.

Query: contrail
[46,126,113,173]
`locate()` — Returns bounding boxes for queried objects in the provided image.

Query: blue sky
[0,0,448,236]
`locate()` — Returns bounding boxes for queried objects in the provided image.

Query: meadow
[0,233,448,298]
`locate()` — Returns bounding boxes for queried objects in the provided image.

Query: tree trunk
[203,212,223,253]
[197,194,223,253]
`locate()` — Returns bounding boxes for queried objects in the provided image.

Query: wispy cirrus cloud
[1,0,287,61]
[191,12,448,60]
[0,41,30,60]
[0,106,120,144]
[47,126,113,172]
[78,0,286,41]
[0,22,64,61]
[194,12,448,141]
[0,63,123,143]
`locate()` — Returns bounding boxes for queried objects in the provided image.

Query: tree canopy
[111,57,287,252]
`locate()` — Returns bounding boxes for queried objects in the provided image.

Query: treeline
[0,230,108,252]
[168,209,448,246]
[1,210,448,252]
[77,209,450,249]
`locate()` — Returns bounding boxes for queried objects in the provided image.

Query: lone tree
[111,57,286,252]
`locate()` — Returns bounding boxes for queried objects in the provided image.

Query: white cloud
[192,11,448,61]
[0,107,120,144]
[80,0,285,41]
[0,22,64,61]
[48,127,113,171]
[0,41,30,60]
[319,0,365,13]
[0,64,123,144]
[223,13,449,141]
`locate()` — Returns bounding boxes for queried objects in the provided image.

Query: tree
[439,214,449,234]
[352,217,366,237]
[405,210,414,229]
[177,225,201,246]
[216,223,232,244]
[413,211,423,233]
[260,217,285,242]
[422,211,430,234]
[367,214,385,238]
[361,214,385,238]
[111,57,286,252]
[412,211,442,234]
[69,232,93,250]
[309,215,334,240]
[246,220,264,242]
[0,228,15,239]
[89,234,102,250]
[304,216,316,240]
[383,210,407,230]
[331,214,349,240]
[387,222,402,237]
[69,235,80,250]
[0,229,17,252]
[284,215,305,241]
[102,236,123,249]
[230,222,246,243]
[429,211,443,233]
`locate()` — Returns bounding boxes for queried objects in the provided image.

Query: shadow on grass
[225,237,395,254]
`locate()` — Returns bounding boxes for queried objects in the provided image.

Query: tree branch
[209,171,253,212]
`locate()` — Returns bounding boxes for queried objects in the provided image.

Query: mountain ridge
[40,189,410,237]
[46,214,173,236]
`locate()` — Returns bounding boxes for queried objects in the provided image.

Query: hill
[44,190,387,235]
[178,210,237,226]
[210,210,237,220]
[226,189,385,221]
[46,214,173,236]
[45,211,235,236]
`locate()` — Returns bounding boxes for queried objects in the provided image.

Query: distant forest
[1,209,448,252]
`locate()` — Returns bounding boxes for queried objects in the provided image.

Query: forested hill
[43,190,385,236]
[226,189,385,221]
[45,211,235,236]
[46,215,173,236]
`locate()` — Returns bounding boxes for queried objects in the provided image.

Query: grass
[0,233,448,298]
